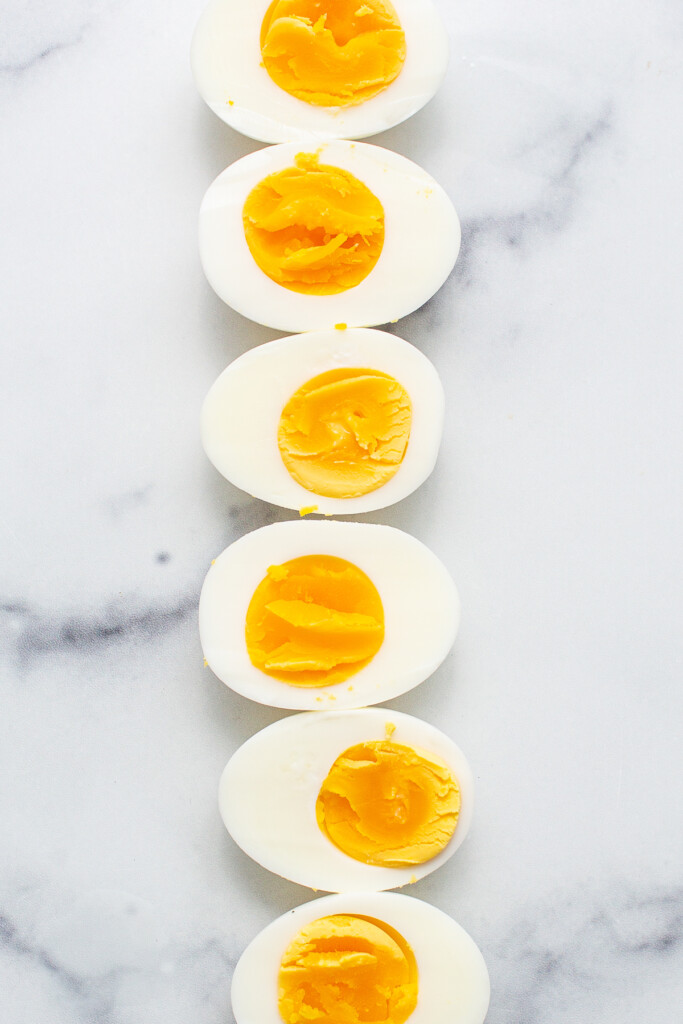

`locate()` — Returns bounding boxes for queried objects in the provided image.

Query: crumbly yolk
[278,368,412,499]
[316,740,460,867]
[245,554,384,687]
[260,0,406,108]
[278,914,418,1024]
[242,152,384,295]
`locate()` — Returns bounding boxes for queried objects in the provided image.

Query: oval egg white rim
[231,890,491,1024]
[191,0,449,143]
[198,140,461,333]
[200,327,445,515]
[198,520,459,710]
[220,707,474,892]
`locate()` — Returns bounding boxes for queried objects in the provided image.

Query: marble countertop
[1,0,682,1020]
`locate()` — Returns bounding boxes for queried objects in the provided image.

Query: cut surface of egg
[199,141,460,332]
[231,891,491,1024]
[191,0,449,143]
[201,328,445,515]
[220,708,474,892]
[199,520,459,710]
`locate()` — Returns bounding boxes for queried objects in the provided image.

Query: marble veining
[3,592,197,665]
[461,106,615,269]
[1,0,682,1020]
[488,887,683,1023]
[0,0,106,74]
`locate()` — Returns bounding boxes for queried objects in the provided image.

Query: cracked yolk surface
[245,554,384,687]
[316,740,461,867]
[278,914,418,1024]
[278,368,412,499]
[242,152,384,295]
[260,0,407,108]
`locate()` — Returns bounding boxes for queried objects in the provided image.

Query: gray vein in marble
[457,108,613,282]
[0,31,86,76]
[0,911,84,996]
[1,592,197,666]
[226,496,297,535]
[488,887,683,1023]
[0,893,234,1024]
[0,496,295,666]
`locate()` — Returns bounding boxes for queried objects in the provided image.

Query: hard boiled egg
[198,520,459,710]
[191,0,449,143]
[201,327,444,515]
[220,708,474,892]
[199,140,460,332]
[231,891,490,1024]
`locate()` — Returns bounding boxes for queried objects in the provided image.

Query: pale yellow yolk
[245,554,384,687]
[260,0,406,108]
[242,152,384,295]
[278,368,412,499]
[316,740,460,867]
[278,914,418,1024]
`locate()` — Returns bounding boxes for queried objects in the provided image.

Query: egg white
[231,891,491,1024]
[201,328,444,515]
[198,520,459,710]
[220,708,474,892]
[191,0,449,143]
[199,140,460,333]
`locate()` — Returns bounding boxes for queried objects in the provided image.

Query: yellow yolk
[316,740,460,867]
[260,0,407,108]
[278,368,412,499]
[242,152,384,295]
[245,554,384,687]
[278,914,418,1024]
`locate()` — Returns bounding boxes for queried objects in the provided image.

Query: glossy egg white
[191,0,449,143]
[231,891,491,1024]
[201,328,444,515]
[220,708,474,892]
[198,520,459,710]
[199,140,460,333]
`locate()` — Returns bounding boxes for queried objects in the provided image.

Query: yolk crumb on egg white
[278,367,412,498]
[242,152,385,295]
[245,554,385,686]
[278,914,418,1024]
[260,0,407,108]
[316,739,461,867]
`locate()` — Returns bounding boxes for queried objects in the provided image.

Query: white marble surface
[1,0,682,1020]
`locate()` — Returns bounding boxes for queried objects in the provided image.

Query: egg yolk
[242,152,384,295]
[245,554,384,687]
[278,914,418,1024]
[260,0,407,108]
[316,740,460,867]
[278,368,412,499]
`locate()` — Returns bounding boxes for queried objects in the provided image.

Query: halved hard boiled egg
[201,328,444,515]
[191,0,449,143]
[198,520,459,710]
[199,141,460,332]
[220,708,474,892]
[231,891,490,1024]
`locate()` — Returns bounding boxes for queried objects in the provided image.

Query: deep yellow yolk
[242,152,384,295]
[245,554,384,687]
[278,914,418,1024]
[316,740,461,867]
[260,0,407,108]
[278,368,412,499]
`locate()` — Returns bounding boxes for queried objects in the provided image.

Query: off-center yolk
[316,740,461,867]
[260,0,407,108]
[245,554,384,687]
[278,368,412,499]
[278,914,418,1024]
[242,152,385,295]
